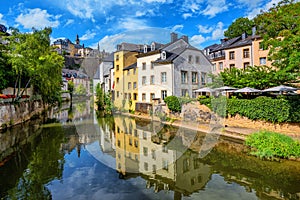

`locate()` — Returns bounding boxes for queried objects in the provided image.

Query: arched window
[161,51,166,60]
[144,45,148,53]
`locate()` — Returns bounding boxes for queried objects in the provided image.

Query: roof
[103,53,114,62]
[93,67,100,79]
[123,62,137,70]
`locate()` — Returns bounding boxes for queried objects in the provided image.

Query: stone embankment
[0,100,45,130]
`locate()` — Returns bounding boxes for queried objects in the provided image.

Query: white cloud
[135,9,155,17]
[0,13,7,26]
[171,24,184,32]
[65,19,75,26]
[117,18,151,31]
[197,25,213,33]
[247,0,281,19]
[211,22,225,40]
[200,0,228,18]
[190,34,207,47]
[65,0,95,21]
[95,28,172,52]
[182,13,192,19]
[236,0,264,9]
[15,8,60,29]
[80,30,96,41]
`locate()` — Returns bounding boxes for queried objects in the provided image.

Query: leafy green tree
[95,83,104,110]
[75,83,86,95]
[67,80,74,102]
[254,0,300,82]
[0,34,14,92]
[5,27,64,103]
[224,17,254,39]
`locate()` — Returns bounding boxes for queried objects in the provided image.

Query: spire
[97,42,100,51]
[75,34,80,45]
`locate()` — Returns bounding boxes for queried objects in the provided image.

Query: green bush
[164,96,181,113]
[245,131,300,159]
[198,96,300,123]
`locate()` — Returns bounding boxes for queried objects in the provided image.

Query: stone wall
[0,101,44,129]
[225,114,300,137]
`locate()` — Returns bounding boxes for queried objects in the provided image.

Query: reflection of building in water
[52,101,91,123]
[113,116,212,197]
[114,115,140,176]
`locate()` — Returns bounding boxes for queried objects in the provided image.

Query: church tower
[75,34,80,45]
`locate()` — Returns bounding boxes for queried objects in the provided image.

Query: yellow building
[114,115,140,176]
[113,51,139,110]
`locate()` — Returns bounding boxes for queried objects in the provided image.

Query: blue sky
[0,0,280,52]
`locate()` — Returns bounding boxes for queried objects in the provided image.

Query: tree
[224,17,254,39]
[254,0,300,82]
[5,27,64,103]
[75,83,86,95]
[67,80,74,102]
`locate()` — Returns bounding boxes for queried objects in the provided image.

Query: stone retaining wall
[0,101,44,129]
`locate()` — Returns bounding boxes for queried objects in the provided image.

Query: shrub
[164,96,181,113]
[245,131,300,159]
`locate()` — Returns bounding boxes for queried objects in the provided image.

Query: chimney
[242,32,247,40]
[252,26,256,36]
[171,32,178,43]
[181,35,188,43]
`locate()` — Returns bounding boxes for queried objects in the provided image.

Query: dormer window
[161,51,166,60]
[144,45,148,53]
[151,43,155,51]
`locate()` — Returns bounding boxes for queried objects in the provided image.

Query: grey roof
[211,36,241,52]
[103,53,114,62]
[93,67,100,79]
[123,62,137,70]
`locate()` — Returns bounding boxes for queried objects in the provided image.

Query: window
[116,54,119,61]
[128,82,131,89]
[150,93,155,101]
[117,77,119,84]
[143,131,147,139]
[188,55,192,63]
[181,89,188,97]
[161,72,167,83]
[128,93,131,100]
[193,158,200,169]
[142,62,146,70]
[229,64,235,70]
[260,57,266,65]
[116,91,119,98]
[151,43,155,51]
[133,68,136,75]
[124,93,127,99]
[143,147,148,156]
[134,129,138,137]
[134,140,138,147]
[133,93,137,100]
[151,150,156,160]
[142,76,146,85]
[229,51,235,60]
[201,72,206,85]
[219,62,223,70]
[117,140,121,147]
[129,138,132,146]
[152,165,156,174]
[163,159,168,171]
[144,162,148,171]
[117,126,120,133]
[151,62,154,69]
[213,63,216,71]
[195,56,200,64]
[133,82,137,89]
[116,65,119,71]
[161,51,166,60]
[150,75,155,85]
[183,158,190,173]
[192,72,198,84]
[161,90,167,100]
[243,48,250,58]
[142,93,146,101]
[162,145,168,153]
[181,71,188,84]
[127,70,130,75]
[144,45,147,53]
[243,62,250,70]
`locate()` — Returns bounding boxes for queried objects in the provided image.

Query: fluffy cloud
[182,13,192,19]
[171,24,184,32]
[116,18,151,31]
[211,22,225,40]
[200,0,228,18]
[65,19,75,26]
[190,34,207,47]
[15,8,60,29]
[80,30,97,41]
[197,25,213,33]
[247,0,281,19]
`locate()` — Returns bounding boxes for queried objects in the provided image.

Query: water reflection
[0,101,299,200]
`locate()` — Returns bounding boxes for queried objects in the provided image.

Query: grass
[245,130,300,160]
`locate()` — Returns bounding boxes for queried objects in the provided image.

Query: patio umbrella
[262,85,298,92]
[194,87,215,93]
[215,86,237,91]
[234,87,261,93]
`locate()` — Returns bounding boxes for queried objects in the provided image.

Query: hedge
[199,96,300,123]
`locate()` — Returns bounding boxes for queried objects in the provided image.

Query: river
[0,100,299,200]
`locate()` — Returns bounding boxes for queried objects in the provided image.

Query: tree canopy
[5,27,64,103]
[224,17,254,39]
[254,0,300,81]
